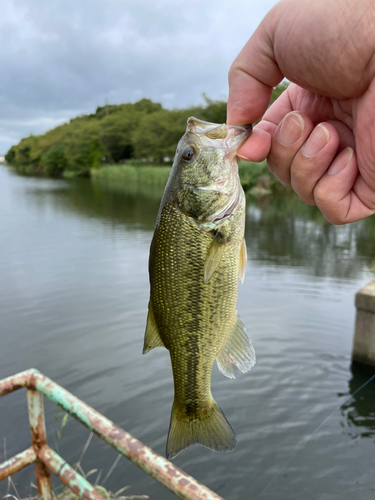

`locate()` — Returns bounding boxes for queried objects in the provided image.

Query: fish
[143,117,255,459]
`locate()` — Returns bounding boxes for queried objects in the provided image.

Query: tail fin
[166,401,236,459]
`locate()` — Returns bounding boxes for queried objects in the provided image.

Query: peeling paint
[0,447,36,481]
[40,446,104,500]
[0,369,225,500]
[26,387,53,500]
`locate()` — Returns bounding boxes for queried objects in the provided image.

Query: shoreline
[5,159,278,195]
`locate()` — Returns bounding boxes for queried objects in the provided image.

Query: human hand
[228,0,375,224]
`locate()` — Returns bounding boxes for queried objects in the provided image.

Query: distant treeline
[5,83,288,177]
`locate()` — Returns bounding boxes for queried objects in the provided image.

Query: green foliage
[198,94,227,123]
[40,144,69,175]
[133,109,189,162]
[5,145,16,164]
[6,83,289,178]
[270,80,289,106]
[93,164,171,185]
[238,160,268,190]
[94,161,280,196]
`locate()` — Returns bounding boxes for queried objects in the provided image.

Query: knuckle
[314,185,345,225]
[267,149,290,171]
[291,162,310,184]
[266,157,291,187]
[228,63,245,85]
[313,182,326,205]
[323,213,345,225]
[290,159,315,203]
[228,65,236,84]
[297,193,315,206]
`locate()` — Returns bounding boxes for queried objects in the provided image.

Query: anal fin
[216,313,255,379]
[143,303,165,354]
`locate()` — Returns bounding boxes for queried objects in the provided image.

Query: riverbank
[7,159,282,194]
[90,163,171,185]
[90,159,280,194]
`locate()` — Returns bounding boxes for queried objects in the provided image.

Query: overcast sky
[0,0,279,154]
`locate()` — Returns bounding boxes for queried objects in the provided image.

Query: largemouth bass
[143,117,255,459]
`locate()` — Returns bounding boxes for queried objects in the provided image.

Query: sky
[0,0,280,154]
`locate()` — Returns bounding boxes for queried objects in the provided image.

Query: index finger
[227,12,283,125]
[236,87,294,161]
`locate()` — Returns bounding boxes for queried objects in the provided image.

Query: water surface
[1,166,375,500]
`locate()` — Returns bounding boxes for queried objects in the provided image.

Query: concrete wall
[353,280,375,367]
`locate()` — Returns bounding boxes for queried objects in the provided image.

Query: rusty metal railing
[0,369,224,500]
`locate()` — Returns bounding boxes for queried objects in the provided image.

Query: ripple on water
[1,167,375,500]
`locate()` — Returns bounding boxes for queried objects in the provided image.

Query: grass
[52,477,148,500]
[6,157,286,195]
[93,159,279,193]
[2,411,148,500]
[4,482,148,500]
[92,164,171,185]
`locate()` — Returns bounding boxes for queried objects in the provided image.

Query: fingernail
[327,147,353,175]
[278,113,304,146]
[301,124,330,157]
[237,153,250,161]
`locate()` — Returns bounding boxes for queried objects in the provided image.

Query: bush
[40,144,69,175]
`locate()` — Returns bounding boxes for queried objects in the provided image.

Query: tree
[132,109,189,163]
[40,144,68,175]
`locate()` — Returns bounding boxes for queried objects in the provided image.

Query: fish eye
[182,147,196,162]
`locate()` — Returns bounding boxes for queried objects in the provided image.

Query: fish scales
[152,202,243,404]
[143,117,256,459]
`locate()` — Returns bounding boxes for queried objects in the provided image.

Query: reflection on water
[340,364,375,439]
[245,194,374,280]
[20,174,375,278]
[20,176,164,231]
[1,166,375,500]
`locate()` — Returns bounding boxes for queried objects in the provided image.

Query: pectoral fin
[142,304,165,354]
[216,313,256,379]
[239,237,247,284]
[204,234,226,283]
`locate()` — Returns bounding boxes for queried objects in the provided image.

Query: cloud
[0,0,278,153]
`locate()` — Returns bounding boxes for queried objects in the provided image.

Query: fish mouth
[187,117,251,136]
[224,124,252,158]
[186,117,252,157]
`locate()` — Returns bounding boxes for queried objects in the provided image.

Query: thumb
[227,9,284,125]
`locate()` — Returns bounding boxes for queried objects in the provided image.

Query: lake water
[1,164,375,500]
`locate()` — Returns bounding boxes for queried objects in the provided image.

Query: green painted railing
[0,369,224,500]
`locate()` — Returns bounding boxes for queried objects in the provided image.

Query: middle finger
[267,111,315,187]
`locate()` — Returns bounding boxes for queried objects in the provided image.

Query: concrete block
[352,280,375,367]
